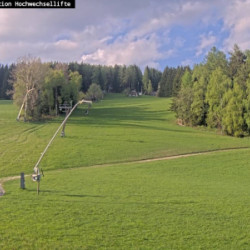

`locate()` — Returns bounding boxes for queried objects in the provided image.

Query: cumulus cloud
[81,34,164,69]
[0,0,244,69]
[223,0,250,51]
[196,33,217,56]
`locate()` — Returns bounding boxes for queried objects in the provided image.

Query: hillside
[0,95,250,249]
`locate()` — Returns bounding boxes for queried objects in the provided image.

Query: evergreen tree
[0,65,11,99]
[148,67,162,91]
[244,75,250,132]
[234,49,250,92]
[222,83,245,137]
[112,65,122,92]
[190,64,209,125]
[206,68,231,129]
[123,65,141,91]
[91,65,104,89]
[143,66,150,94]
[190,76,207,125]
[119,65,127,90]
[172,67,187,96]
[174,70,193,125]
[228,44,246,79]
[205,47,228,74]
[158,67,173,97]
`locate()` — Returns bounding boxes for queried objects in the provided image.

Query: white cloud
[223,0,250,51]
[81,34,164,69]
[196,33,216,57]
[55,40,78,50]
[0,0,239,69]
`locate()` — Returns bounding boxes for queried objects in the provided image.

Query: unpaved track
[0,147,249,197]
[0,176,22,196]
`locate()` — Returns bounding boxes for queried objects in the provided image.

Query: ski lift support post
[32,99,92,195]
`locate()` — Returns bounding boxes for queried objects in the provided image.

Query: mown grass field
[0,94,250,249]
[1,150,250,249]
[0,94,249,177]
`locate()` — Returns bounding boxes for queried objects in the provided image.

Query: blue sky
[0,0,250,71]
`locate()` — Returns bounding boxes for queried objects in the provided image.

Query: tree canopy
[173,45,250,137]
[3,44,250,137]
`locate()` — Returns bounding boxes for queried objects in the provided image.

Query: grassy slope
[0,95,249,177]
[0,95,250,249]
[0,149,249,249]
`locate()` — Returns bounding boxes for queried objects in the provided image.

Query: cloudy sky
[0,0,250,70]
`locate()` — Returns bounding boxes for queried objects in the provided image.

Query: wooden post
[36,167,40,195]
[20,173,25,189]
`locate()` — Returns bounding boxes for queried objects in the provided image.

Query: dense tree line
[0,64,12,99]
[142,66,162,94]
[68,63,163,95]
[1,59,180,103]
[6,45,250,137]
[158,66,190,97]
[173,45,250,137]
[69,63,143,93]
[7,58,163,120]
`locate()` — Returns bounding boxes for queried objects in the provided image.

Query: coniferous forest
[1,44,250,136]
[172,45,250,137]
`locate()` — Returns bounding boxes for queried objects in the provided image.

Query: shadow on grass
[63,194,105,198]
[22,188,105,199]
[24,189,64,194]
[48,106,193,134]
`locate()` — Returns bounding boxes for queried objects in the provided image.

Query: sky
[1,0,250,71]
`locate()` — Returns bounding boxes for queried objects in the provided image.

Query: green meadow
[0,94,250,249]
[0,95,249,177]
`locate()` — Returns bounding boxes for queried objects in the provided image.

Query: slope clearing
[1,149,250,249]
[0,94,249,177]
[0,95,250,249]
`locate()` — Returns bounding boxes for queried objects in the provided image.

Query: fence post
[20,173,25,189]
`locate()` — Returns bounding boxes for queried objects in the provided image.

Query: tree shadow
[57,105,193,134]
[63,194,105,198]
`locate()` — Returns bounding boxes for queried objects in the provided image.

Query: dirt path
[83,147,249,169]
[0,176,21,196]
[0,147,249,197]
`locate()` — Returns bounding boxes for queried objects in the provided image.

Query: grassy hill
[0,94,249,177]
[0,94,250,249]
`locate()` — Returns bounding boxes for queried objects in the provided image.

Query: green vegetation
[1,95,249,177]
[1,94,250,249]
[11,57,82,120]
[173,45,250,137]
[1,149,250,249]
[85,83,103,101]
[3,45,250,137]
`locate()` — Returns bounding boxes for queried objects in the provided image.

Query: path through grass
[0,149,249,249]
[1,94,250,249]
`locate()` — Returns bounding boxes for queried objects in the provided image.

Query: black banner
[0,0,75,8]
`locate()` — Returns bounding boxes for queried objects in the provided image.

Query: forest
[0,59,187,104]
[173,45,250,137]
[0,59,166,120]
[0,44,250,136]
